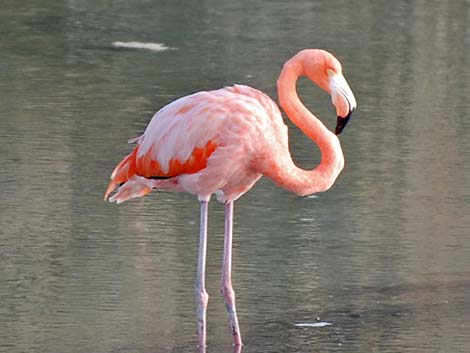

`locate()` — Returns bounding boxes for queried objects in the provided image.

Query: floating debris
[111,41,176,52]
[294,321,333,328]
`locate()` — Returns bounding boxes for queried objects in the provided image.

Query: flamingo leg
[195,199,209,348]
[221,201,243,346]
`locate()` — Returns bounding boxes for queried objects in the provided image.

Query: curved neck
[277,57,331,146]
[267,55,344,195]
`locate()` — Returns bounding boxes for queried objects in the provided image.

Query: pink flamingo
[104,49,356,348]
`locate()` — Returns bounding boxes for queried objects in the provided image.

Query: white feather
[137,92,228,173]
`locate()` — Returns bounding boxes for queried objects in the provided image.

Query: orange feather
[104,140,218,199]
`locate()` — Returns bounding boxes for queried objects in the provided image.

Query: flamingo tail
[106,176,154,204]
[104,148,153,203]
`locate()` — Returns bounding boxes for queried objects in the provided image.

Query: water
[1,1,469,352]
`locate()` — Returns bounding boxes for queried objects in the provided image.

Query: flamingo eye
[327,69,335,76]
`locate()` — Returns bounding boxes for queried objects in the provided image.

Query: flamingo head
[301,49,357,134]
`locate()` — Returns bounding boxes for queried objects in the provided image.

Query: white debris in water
[294,321,333,328]
[112,41,176,51]
[307,195,319,199]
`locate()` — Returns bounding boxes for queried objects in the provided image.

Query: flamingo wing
[104,90,229,201]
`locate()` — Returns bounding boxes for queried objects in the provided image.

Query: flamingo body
[105,49,357,348]
[105,85,286,203]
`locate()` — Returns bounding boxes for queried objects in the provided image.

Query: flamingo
[104,49,356,348]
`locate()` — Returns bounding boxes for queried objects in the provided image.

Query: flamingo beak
[335,110,353,135]
[329,72,357,135]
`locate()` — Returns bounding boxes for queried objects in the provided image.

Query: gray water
[1,1,469,352]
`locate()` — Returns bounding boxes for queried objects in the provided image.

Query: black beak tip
[335,111,353,135]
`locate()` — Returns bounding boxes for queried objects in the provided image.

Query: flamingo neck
[272,55,345,195]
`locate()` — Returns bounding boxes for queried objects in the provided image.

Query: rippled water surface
[1,1,469,352]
